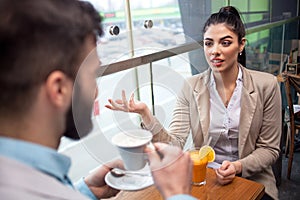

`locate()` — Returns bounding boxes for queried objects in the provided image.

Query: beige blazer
[145,66,281,199]
[0,156,89,200]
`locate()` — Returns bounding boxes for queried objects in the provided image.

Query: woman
[106,6,281,200]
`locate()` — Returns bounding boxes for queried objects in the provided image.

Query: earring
[239,52,242,56]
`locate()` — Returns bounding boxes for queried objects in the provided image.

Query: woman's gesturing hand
[105,90,149,115]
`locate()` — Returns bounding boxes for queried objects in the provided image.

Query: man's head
[0,0,103,141]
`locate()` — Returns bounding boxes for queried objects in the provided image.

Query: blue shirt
[0,137,196,200]
[0,137,96,200]
[168,194,197,200]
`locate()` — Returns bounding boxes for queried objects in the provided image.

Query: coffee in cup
[111,129,153,171]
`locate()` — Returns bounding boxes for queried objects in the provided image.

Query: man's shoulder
[0,156,89,200]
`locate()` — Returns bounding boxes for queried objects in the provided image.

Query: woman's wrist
[232,161,242,175]
[140,107,153,125]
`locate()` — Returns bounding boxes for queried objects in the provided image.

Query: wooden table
[109,168,265,200]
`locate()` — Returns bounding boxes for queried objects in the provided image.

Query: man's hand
[145,143,193,199]
[84,159,123,199]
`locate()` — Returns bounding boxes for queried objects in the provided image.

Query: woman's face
[203,23,245,73]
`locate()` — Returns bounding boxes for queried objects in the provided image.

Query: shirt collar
[0,136,71,183]
[237,64,243,83]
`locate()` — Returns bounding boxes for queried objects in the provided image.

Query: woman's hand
[215,160,242,185]
[106,90,154,125]
[105,90,148,115]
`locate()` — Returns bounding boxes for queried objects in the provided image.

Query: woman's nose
[211,45,220,55]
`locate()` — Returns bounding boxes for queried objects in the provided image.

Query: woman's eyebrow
[220,35,233,40]
[204,35,233,41]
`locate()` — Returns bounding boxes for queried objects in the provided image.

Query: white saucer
[105,171,154,191]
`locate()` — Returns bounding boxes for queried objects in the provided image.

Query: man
[0,0,195,199]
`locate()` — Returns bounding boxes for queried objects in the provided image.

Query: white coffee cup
[111,129,153,171]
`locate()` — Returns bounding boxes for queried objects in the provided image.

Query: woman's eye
[222,41,232,47]
[204,41,213,47]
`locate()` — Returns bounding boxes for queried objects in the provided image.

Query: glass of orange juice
[189,148,208,186]
[189,145,215,186]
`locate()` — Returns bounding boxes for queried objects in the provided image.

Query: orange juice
[190,149,208,185]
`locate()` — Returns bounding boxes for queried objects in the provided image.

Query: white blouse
[208,67,243,164]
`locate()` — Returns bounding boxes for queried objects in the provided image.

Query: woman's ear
[45,71,73,109]
[240,38,246,52]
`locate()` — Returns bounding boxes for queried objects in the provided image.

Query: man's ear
[45,71,73,109]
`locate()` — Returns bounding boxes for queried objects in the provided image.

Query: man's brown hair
[0,0,103,115]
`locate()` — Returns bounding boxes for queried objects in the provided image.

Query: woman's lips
[211,59,224,67]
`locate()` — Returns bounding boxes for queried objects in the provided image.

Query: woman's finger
[129,92,135,106]
[109,99,125,111]
[115,99,124,104]
[215,169,225,179]
[122,90,129,110]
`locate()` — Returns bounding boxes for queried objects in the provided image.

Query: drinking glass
[189,148,208,186]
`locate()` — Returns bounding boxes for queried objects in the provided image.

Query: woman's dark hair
[202,6,246,66]
[0,0,103,115]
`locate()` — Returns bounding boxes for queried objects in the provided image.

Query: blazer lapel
[239,67,257,157]
[193,71,211,145]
